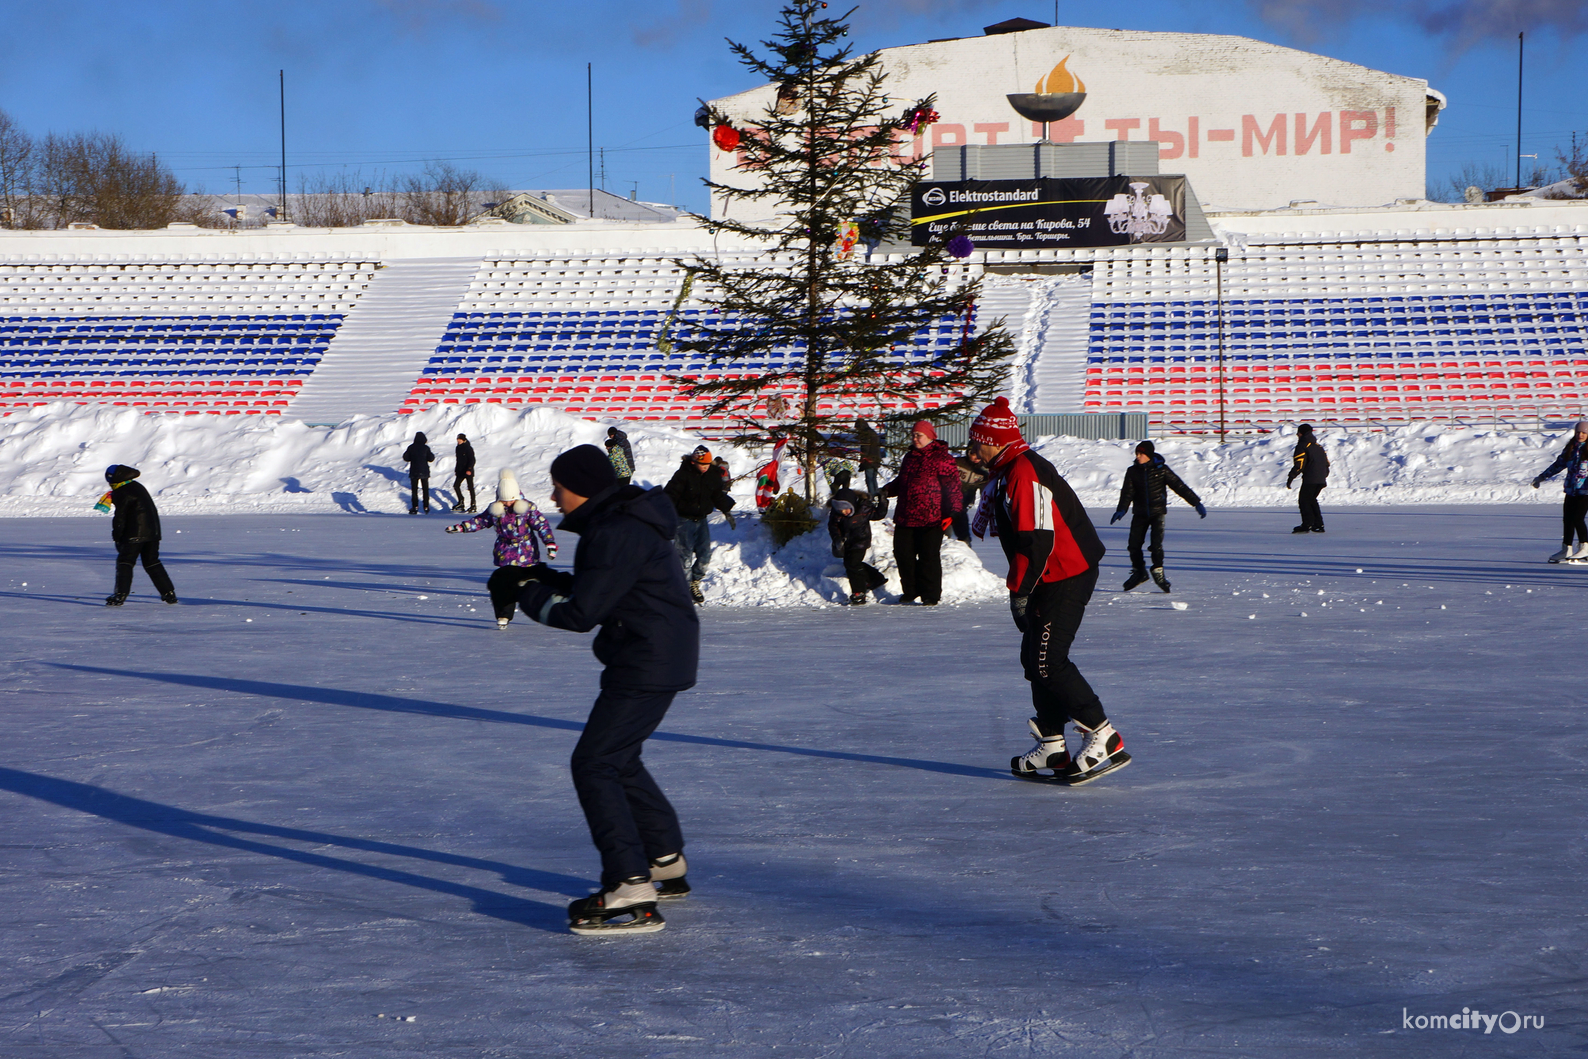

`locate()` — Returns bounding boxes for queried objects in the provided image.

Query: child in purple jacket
[447,468,558,627]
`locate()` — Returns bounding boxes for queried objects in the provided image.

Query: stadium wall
[3,199,1586,435]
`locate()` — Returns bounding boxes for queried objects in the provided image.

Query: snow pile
[1034,422,1574,508]
[699,515,1005,607]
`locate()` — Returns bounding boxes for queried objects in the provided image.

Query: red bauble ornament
[712,125,741,151]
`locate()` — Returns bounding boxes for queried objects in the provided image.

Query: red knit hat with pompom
[968,396,1021,446]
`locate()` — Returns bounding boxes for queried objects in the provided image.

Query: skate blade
[654,878,691,899]
[1011,768,1070,785]
[1062,751,1132,787]
[569,906,665,935]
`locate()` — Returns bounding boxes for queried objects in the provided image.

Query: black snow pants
[114,540,175,597]
[1021,568,1106,736]
[1127,513,1166,569]
[1562,495,1588,546]
[842,546,884,597]
[486,566,536,621]
[570,687,685,889]
[893,524,944,603]
[453,471,475,509]
[1298,482,1326,529]
[409,473,430,512]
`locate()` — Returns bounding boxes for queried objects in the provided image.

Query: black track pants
[1020,568,1106,734]
[570,688,685,889]
[1564,495,1588,546]
[114,540,174,597]
[1126,513,1165,569]
[453,472,475,508]
[487,566,536,621]
[410,474,430,511]
[1298,482,1325,529]
[893,524,944,603]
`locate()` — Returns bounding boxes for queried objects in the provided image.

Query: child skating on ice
[446,468,557,627]
[1110,440,1206,593]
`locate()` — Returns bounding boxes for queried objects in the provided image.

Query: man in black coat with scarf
[103,464,177,606]
[509,445,699,935]
[1110,440,1205,592]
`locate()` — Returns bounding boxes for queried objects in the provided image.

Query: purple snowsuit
[451,508,557,566]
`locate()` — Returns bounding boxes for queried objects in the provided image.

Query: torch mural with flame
[1006,56,1087,142]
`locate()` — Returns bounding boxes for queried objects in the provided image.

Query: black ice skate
[1122,568,1149,591]
[1310,524,1325,533]
[1291,524,1310,534]
[161,591,179,605]
[568,877,665,935]
[1062,720,1131,786]
[1011,718,1072,782]
[648,852,691,899]
[1150,567,1171,593]
[690,580,705,604]
[104,593,126,607]
[849,592,868,605]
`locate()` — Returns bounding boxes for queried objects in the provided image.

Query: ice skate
[1548,545,1573,563]
[1062,720,1131,786]
[1011,718,1071,781]
[1122,568,1149,591]
[1291,524,1310,534]
[496,616,510,629]
[1150,567,1171,593]
[690,580,705,604]
[451,502,464,513]
[849,592,868,605]
[568,877,664,935]
[648,852,690,899]
[161,591,179,605]
[104,593,126,607]
[1310,524,1326,533]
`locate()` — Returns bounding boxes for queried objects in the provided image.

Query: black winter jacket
[856,421,884,469]
[828,487,886,552]
[605,429,634,468]
[664,459,730,520]
[403,433,435,479]
[108,470,160,543]
[1115,455,1201,517]
[530,484,700,692]
[454,440,476,477]
[1287,437,1330,486]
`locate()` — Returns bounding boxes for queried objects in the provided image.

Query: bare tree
[0,108,39,228]
[1554,132,1588,197]
[293,170,404,227]
[30,131,190,228]
[397,160,504,226]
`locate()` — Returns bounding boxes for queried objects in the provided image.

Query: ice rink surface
[1,506,1584,1057]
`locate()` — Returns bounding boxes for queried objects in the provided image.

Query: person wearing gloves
[1110,440,1205,593]
[880,420,961,605]
[605,427,635,486]
[1532,418,1588,563]
[827,473,888,604]
[966,397,1127,786]
[452,469,558,627]
[451,433,477,513]
[664,445,731,604]
[508,445,699,936]
[100,464,178,606]
[402,431,435,514]
[1285,423,1330,533]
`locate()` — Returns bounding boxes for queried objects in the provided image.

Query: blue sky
[0,0,1582,212]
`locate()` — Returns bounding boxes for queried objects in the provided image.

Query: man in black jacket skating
[451,433,476,512]
[513,445,699,935]
[1286,424,1330,533]
[103,465,177,606]
[1110,441,1205,592]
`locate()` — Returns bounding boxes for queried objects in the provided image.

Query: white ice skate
[649,852,690,898]
[1569,543,1588,565]
[1011,718,1071,781]
[1063,720,1131,786]
[1548,546,1573,563]
[496,616,510,629]
[568,878,664,935]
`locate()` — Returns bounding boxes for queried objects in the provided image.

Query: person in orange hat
[967,397,1130,786]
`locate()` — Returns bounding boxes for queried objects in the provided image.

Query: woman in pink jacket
[881,421,961,605]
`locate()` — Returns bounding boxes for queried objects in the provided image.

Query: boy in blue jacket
[512,445,700,935]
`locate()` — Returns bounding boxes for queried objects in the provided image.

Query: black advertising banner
[910,176,1187,249]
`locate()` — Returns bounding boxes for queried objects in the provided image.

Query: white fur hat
[497,468,522,502]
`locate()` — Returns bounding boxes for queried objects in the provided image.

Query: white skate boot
[1063,720,1131,786]
[567,877,664,935]
[1549,545,1573,563]
[648,852,690,898]
[1571,543,1588,564]
[1011,718,1071,780]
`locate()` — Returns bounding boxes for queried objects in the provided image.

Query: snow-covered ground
[1,507,1583,1057]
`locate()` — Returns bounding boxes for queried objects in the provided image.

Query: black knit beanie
[1134,440,1155,456]
[550,444,618,498]
[1297,423,1314,437]
[105,464,140,485]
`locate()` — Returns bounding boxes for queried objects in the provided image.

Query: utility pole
[587,62,594,220]
[1516,31,1524,189]
[279,70,288,222]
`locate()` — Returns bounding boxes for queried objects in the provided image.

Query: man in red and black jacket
[968,397,1130,785]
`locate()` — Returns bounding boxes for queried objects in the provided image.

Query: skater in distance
[1110,440,1205,593]
[1285,424,1330,533]
[447,468,558,628]
[605,426,635,486]
[451,433,476,513]
[99,464,178,606]
[664,446,733,604]
[1532,418,1588,563]
[966,398,1130,786]
[511,444,699,935]
[402,431,435,514]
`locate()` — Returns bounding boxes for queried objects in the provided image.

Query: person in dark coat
[102,464,177,606]
[451,433,477,513]
[1285,423,1330,533]
[402,431,435,514]
[966,397,1127,786]
[855,417,884,496]
[880,421,961,605]
[1532,418,1588,562]
[828,474,888,604]
[664,446,731,603]
[606,427,635,485]
[510,444,700,935]
[951,453,988,543]
[1109,440,1206,592]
